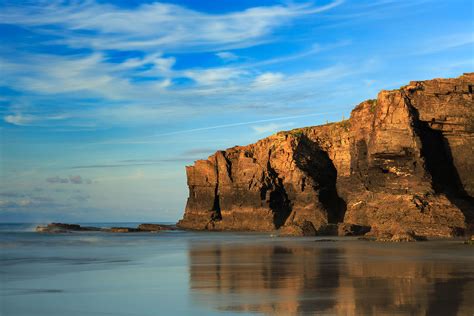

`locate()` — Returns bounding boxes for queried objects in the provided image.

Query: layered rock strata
[178,73,474,238]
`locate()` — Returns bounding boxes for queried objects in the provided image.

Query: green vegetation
[277,127,310,138]
[368,99,377,113]
[289,129,304,137]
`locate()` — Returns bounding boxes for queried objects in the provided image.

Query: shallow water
[1,223,473,315]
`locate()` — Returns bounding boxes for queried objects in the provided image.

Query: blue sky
[0,0,473,222]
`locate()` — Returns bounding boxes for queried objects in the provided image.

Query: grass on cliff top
[368,99,377,113]
[276,127,309,138]
[276,118,351,138]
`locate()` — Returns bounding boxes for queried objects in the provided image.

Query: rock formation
[36,223,176,233]
[178,73,474,238]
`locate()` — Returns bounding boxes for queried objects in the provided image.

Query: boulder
[278,221,317,237]
[337,223,371,236]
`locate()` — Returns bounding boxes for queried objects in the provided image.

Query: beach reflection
[188,241,474,315]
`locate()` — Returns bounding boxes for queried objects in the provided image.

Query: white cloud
[0,1,344,53]
[184,67,248,86]
[4,114,34,126]
[0,52,177,104]
[0,53,125,97]
[4,112,70,126]
[157,78,172,89]
[1,44,369,128]
[121,54,175,74]
[251,122,295,134]
[0,1,353,128]
[216,52,239,61]
[253,72,284,88]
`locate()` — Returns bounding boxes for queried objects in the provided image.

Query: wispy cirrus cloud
[0,0,344,52]
[216,52,239,62]
[411,32,474,56]
[1,53,362,128]
[253,72,285,89]
[251,122,295,134]
[0,0,360,131]
[183,67,249,86]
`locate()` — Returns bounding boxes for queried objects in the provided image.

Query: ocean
[1,223,473,315]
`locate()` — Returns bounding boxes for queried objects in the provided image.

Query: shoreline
[34,222,474,243]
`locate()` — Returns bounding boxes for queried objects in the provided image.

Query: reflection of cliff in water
[188,241,474,315]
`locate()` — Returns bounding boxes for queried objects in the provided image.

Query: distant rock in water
[137,223,177,231]
[36,223,101,233]
[36,223,177,233]
[106,227,141,233]
[178,73,474,239]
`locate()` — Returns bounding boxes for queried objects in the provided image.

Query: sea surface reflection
[188,239,474,315]
[1,224,473,315]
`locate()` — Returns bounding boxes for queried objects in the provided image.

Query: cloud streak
[0,0,344,52]
[101,111,342,144]
[252,122,295,134]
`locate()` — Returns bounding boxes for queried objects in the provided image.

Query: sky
[0,0,473,223]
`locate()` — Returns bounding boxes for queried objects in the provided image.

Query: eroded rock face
[178,73,474,238]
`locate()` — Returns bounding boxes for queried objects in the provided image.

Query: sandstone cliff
[178,73,474,238]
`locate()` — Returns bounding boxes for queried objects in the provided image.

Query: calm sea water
[1,223,473,316]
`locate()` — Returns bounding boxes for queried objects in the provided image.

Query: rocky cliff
[178,73,474,238]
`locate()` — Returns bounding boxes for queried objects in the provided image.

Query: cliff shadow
[266,162,293,228]
[294,135,347,223]
[410,106,474,225]
[211,188,222,221]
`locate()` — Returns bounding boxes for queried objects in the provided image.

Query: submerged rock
[178,73,474,238]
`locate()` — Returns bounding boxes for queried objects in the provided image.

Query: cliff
[178,73,474,238]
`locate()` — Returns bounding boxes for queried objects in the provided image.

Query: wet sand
[1,224,473,315]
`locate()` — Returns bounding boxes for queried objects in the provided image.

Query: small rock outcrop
[178,73,474,238]
[137,223,177,231]
[107,227,141,233]
[36,223,100,233]
[36,223,176,233]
